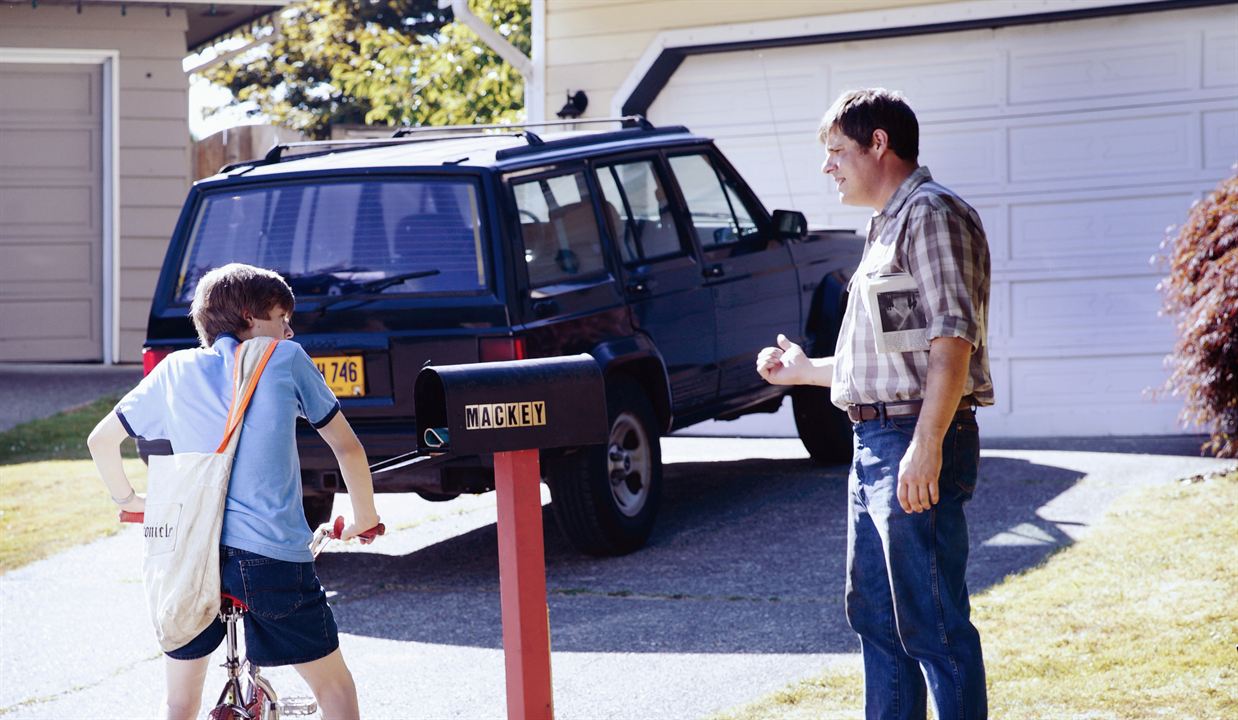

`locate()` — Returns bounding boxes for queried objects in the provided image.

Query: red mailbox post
[494,448,554,720]
[403,355,607,720]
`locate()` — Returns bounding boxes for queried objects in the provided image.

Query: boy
[88,263,379,720]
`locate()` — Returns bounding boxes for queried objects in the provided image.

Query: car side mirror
[772,209,808,240]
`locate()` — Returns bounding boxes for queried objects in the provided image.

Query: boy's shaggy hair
[189,263,295,347]
[818,88,920,163]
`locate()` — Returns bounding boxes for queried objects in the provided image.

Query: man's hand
[757,334,813,386]
[897,438,941,513]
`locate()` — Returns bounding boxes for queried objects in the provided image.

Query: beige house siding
[1,3,190,363]
[543,0,938,118]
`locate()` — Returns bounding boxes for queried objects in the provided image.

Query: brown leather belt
[846,398,975,423]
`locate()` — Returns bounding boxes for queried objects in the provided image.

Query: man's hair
[818,88,919,162]
[189,263,295,347]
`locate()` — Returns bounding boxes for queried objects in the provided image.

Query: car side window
[594,160,686,265]
[668,153,759,250]
[512,171,607,288]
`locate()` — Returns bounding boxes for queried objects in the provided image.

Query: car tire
[791,385,854,465]
[547,377,662,556]
[302,493,335,529]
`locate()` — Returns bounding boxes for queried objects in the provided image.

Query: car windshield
[174,178,487,303]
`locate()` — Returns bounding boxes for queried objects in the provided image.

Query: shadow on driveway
[317,453,1082,655]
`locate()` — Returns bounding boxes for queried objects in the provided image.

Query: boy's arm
[87,413,145,514]
[316,412,380,541]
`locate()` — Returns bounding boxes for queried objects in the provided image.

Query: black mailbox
[413,353,607,456]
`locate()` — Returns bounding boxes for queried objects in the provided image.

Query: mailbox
[413,353,607,456]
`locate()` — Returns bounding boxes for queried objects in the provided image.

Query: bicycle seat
[220,593,249,612]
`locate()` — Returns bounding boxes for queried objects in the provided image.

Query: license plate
[313,355,366,397]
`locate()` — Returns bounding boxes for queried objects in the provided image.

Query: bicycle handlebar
[119,510,143,524]
[330,516,385,544]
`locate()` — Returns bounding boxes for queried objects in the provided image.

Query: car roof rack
[217,130,540,174]
[391,115,653,138]
[216,115,663,174]
[251,115,655,166]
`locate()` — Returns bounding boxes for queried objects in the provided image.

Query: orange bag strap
[215,340,280,453]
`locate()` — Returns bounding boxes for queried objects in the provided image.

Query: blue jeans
[846,412,987,720]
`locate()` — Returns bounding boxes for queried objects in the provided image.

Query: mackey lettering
[464,401,547,430]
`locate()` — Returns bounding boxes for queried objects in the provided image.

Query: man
[757,88,992,719]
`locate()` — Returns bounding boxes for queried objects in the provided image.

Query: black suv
[143,118,862,556]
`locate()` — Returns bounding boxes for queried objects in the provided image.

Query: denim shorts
[167,546,339,667]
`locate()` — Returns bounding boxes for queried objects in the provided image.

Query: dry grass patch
[715,470,1238,720]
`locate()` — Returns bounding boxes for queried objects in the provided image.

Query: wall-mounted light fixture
[555,90,588,119]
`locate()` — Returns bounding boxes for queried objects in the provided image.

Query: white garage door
[0,62,104,362]
[650,4,1238,437]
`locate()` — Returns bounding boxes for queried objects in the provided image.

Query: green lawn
[714,470,1238,720]
[0,396,146,573]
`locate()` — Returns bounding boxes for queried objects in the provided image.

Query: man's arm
[316,413,380,540]
[87,413,145,514]
[897,336,972,513]
[756,333,834,387]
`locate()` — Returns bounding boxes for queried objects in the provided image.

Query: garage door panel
[1008,276,1172,352]
[0,242,95,286]
[0,299,96,340]
[1008,192,1194,265]
[971,202,1006,263]
[762,73,831,124]
[831,53,1001,113]
[0,68,96,116]
[1202,109,1238,170]
[1002,355,1182,435]
[988,281,1011,348]
[920,125,1004,188]
[0,186,95,230]
[1009,112,1195,183]
[0,128,96,173]
[1203,29,1238,88]
[1009,39,1194,105]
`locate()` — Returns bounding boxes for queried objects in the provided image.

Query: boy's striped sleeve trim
[311,403,341,429]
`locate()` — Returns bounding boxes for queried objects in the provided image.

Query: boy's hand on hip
[897,440,941,513]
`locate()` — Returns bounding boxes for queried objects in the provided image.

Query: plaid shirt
[830,167,994,409]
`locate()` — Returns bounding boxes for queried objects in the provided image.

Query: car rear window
[174,178,487,303]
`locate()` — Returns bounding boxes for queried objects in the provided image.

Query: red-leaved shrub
[1160,169,1238,457]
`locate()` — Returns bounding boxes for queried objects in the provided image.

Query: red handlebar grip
[358,523,386,544]
[119,510,144,524]
[328,516,384,543]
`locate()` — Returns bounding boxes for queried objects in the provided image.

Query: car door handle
[532,299,558,318]
[625,280,650,296]
[705,264,725,278]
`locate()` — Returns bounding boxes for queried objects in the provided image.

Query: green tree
[201,0,528,138]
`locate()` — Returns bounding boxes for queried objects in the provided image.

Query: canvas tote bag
[142,337,280,651]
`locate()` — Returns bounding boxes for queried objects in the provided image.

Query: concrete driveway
[1,436,1232,719]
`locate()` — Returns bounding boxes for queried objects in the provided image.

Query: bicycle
[121,511,384,719]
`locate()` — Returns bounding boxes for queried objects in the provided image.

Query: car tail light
[142,346,173,376]
[478,336,527,362]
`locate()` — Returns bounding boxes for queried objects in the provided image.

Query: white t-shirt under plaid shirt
[830,166,994,409]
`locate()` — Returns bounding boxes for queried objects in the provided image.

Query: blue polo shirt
[115,334,340,562]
